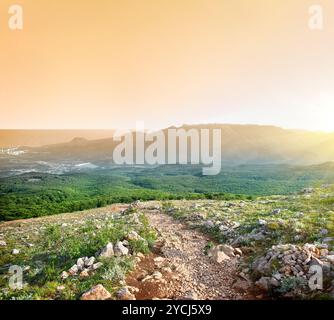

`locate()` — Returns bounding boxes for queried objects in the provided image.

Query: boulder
[0,241,6,247]
[116,287,136,300]
[269,278,280,287]
[99,242,114,258]
[326,255,334,264]
[114,241,129,256]
[68,264,79,275]
[271,209,281,215]
[217,244,236,257]
[12,249,20,255]
[203,220,215,229]
[126,231,143,241]
[81,284,111,300]
[80,270,90,278]
[249,232,266,241]
[255,277,271,292]
[252,256,272,275]
[323,237,334,244]
[92,262,103,270]
[76,258,85,270]
[85,256,95,267]
[233,279,251,292]
[208,246,231,263]
[258,219,267,226]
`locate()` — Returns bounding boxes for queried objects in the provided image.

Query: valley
[1,126,334,300]
[2,162,334,221]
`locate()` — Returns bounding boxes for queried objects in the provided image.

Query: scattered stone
[99,242,114,258]
[12,249,20,255]
[127,286,139,294]
[252,242,334,296]
[136,252,145,259]
[92,262,103,270]
[80,270,90,278]
[249,232,266,241]
[114,241,129,256]
[319,229,328,236]
[203,220,215,229]
[0,241,7,247]
[326,255,334,264]
[208,246,231,263]
[81,284,111,300]
[76,258,85,270]
[182,291,198,300]
[258,219,267,226]
[273,273,282,281]
[323,237,334,244]
[126,231,142,241]
[116,287,136,300]
[61,271,69,280]
[269,278,280,287]
[271,209,281,215]
[302,188,314,194]
[294,235,302,241]
[134,257,141,264]
[154,257,165,265]
[217,244,237,257]
[255,277,271,292]
[234,248,243,256]
[68,264,79,275]
[85,256,95,267]
[233,279,251,292]
[152,271,163,280]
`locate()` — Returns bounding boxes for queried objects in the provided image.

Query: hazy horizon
[1,122,334,149]
[1,122,334,133]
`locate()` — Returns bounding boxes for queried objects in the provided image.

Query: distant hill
[0,130,116,147]
[5,124,334,165]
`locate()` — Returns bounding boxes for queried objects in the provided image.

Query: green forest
[1,163,334,221]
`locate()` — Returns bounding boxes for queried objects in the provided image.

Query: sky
[0,0,334,131]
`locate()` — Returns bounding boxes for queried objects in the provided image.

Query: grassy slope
[1,185,334,300]
[0,205,156,300]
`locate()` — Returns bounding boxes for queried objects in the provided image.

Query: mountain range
[2,124,334,165]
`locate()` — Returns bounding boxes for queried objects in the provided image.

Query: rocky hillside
[0,185,334,300]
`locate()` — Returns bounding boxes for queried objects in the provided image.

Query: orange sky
[0,0,334,131]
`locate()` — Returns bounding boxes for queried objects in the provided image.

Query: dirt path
[127,209,251,300]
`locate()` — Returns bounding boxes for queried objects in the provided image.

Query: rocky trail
[125,209,255,300]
